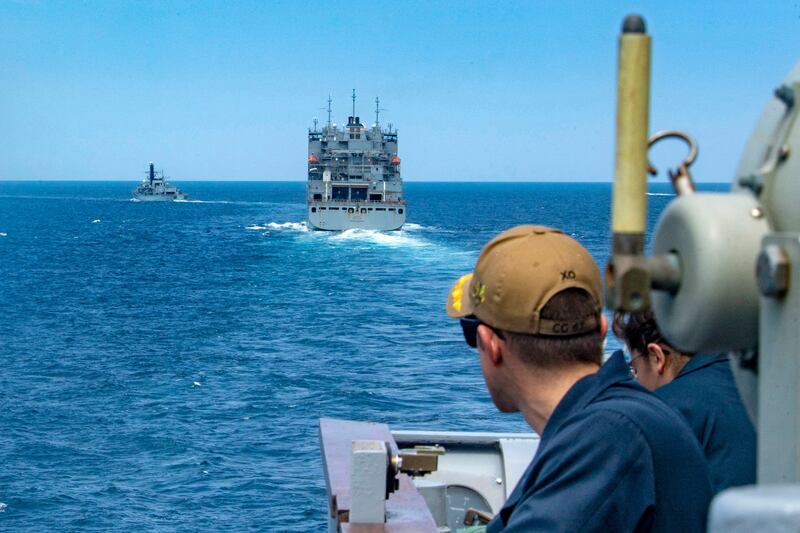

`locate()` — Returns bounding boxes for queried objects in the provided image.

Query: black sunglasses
[459,317,505,348]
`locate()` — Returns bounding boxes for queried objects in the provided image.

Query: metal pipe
[606,14,653,311]
[612,14,651,249]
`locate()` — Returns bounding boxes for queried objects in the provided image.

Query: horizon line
[0,178,732,184]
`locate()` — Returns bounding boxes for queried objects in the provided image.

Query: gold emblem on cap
[472,281,486,305]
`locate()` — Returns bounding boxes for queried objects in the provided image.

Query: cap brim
[446,273,475,318]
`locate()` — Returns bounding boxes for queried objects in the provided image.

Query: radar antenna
[313,117,319,132]
[326,95,332,128]
[375,96,386,127]
[352,89,356,119]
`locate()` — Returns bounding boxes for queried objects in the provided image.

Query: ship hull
[132,193,188,202]
[307,203,406,231]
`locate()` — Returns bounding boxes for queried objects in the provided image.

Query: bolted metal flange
[757,244,791,298]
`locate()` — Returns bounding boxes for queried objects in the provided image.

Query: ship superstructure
[133,163,187,201]
[307,92,406,230]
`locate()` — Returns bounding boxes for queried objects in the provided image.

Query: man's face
[477,325,517,413]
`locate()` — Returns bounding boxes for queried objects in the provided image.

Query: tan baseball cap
[446,225,602,336]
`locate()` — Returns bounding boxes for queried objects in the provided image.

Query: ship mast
[375,97,380,127]
[326,95,332,128]
[352,89,356,120]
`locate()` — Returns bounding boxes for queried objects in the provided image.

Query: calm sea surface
[0,181,726,531]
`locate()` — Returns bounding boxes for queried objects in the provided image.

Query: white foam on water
[402,223,426,231]
[402,223,441,232]
[176,199,243,204]
[253,220,434,248]
[0,232,7,237]
[92,219,101,224]
[329,228,429,248]
[401,223,454,233]
[0,502,6,512]
[646,192,675,197]
[176,199,283,206]
[265,221,309,232]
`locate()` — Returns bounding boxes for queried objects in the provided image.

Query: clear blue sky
[1,1,797,181]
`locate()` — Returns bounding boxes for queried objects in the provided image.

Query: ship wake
[249,221,432,248]
[328,228,429,248]
[246,221,310,232]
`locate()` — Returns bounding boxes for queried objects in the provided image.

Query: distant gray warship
[133,163,187,201]
[307,92,406,231]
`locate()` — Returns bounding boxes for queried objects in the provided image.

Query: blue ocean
[0,181,726,531]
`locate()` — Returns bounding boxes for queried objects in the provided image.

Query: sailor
[613,310,757,493]
[446,225,712,532]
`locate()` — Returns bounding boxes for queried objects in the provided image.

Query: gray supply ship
[307,92,406,231]
[132,163,187,201]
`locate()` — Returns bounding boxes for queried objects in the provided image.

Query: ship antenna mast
[352,89,356,119]
[313,117,319,132]
[326,95,332,128]
[375,96,380,127]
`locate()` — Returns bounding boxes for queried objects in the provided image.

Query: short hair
[503,288,603,368]
[613,309,682,357]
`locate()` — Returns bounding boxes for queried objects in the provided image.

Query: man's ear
[646,342,667,374]
[477,325,503,366]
